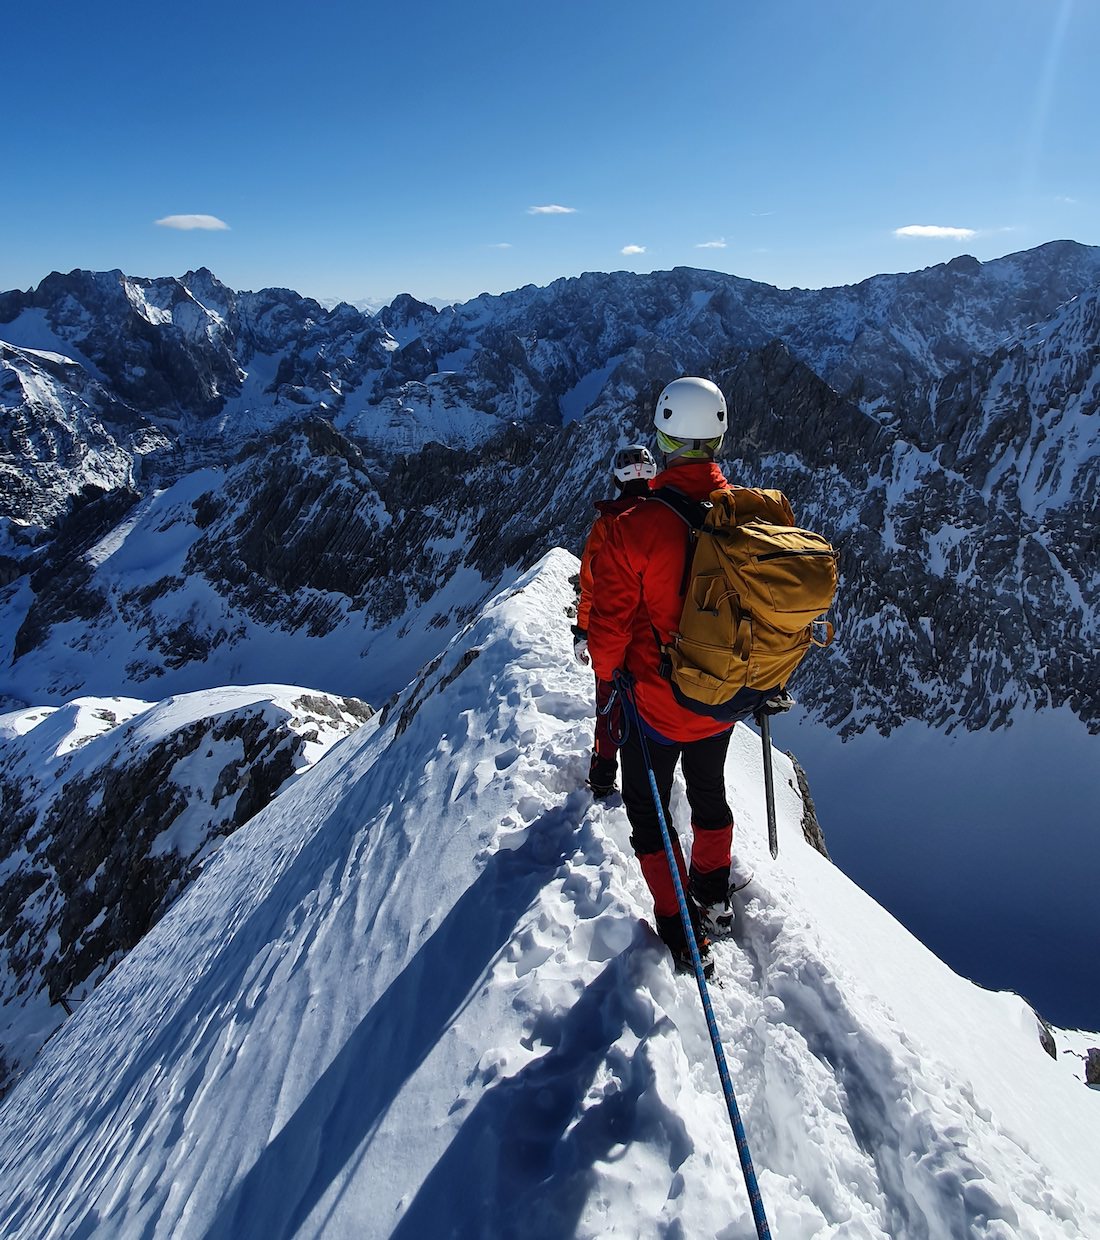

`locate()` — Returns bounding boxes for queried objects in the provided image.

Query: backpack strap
[650,485,709,531]
[651,486,711,597]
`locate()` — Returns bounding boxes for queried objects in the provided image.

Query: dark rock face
[1086,1048,1100,1086]
[1035,1012,1058,1060]
[35,710,294,1001]
[378,293,440,338]
[12,486,142,659]
[191,419,389,629]
[788,752,830,858]
[0,689,373,1097]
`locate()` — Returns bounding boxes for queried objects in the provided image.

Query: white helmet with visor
[612,443,657,483]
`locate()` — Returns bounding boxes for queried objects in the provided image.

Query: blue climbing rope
[613,670,772,1240]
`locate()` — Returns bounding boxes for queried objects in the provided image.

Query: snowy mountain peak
[0,553,1095,1238]
[944,253,983,276]
[3,245,1100,737]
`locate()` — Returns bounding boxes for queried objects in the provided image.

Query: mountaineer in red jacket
[587,377,794,971]
[573,444,657,796]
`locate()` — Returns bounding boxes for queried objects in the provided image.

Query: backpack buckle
[811,618,835,647]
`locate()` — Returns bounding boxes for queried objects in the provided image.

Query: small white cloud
[1054,195,1079,205]
[528,204,577,215]
[155,214,230,231]
[894,224,976,240]
[696,238,727,249]
[621,244,646,256]
[487,242,513,249]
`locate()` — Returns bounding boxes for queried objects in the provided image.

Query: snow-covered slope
[0,552,1094,1239]
[0,685,373,1097]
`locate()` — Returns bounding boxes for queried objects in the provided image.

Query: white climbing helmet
[612,443,657,483]
[653,376,728,448]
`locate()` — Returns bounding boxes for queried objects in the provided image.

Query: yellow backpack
[653,486,838,722]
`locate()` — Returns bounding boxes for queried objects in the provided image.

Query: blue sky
[3,0,1097,305]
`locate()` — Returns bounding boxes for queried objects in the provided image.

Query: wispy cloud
[621,245,646,256]
[696,238,727,249]
[155,214,230,231]
[487,242,513,249]
[1054,195,1079,205]
[527,204,576,215]
[894,224,976,240]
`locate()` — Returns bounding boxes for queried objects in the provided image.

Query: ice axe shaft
[759,714,778,859]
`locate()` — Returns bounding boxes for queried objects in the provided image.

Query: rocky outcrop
[789,752,830,858]
[0,340,165,528]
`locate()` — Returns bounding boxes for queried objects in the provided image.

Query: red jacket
[588,461,750,742]
[576,496,643,629]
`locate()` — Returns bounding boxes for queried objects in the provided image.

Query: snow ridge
[0,552,1095,1239]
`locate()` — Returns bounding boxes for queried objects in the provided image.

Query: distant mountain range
[1,241,1098,737]
[316,294,456,315]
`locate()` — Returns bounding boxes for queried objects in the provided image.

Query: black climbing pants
[619,724,734,857]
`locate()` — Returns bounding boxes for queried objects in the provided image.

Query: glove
[572,627,590,666]
[757,688,796,717]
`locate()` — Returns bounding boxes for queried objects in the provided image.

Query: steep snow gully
[0,551,1097,1239]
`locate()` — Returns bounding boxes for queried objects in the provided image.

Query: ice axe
[757,713,779,859]
[755,690,793,859]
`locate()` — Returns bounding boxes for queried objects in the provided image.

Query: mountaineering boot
[655,904,714,978]
[697,898,733,940]
[587,753,618,798]
[691,855,754,940]
[689,862,734,940]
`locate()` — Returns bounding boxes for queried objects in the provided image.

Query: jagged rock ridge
[0,245,1098,735]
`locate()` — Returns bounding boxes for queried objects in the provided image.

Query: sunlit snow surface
[0,686,374,1088]
[0,552,1096,1239]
